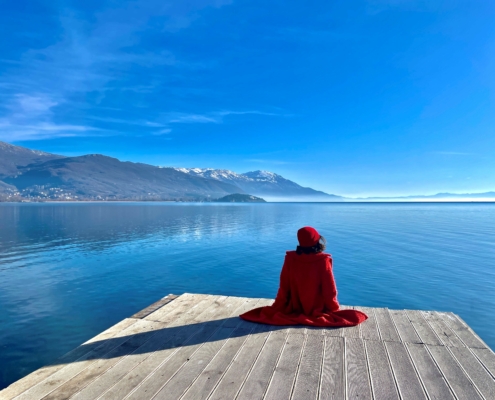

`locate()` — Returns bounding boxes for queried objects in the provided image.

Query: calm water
[1,202,495,389]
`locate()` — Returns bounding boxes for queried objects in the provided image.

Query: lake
[1,202,494,389]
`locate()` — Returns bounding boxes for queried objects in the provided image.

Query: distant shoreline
[1,200,495,204]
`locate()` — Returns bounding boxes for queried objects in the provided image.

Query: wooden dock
[2,293,495,400]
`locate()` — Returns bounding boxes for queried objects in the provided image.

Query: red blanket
[240,251,367,327]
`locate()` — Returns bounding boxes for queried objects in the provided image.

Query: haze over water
[1,202,495,389]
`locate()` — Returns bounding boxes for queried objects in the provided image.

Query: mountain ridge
[0,141,63,178]
[2,153,245,201]
[172,167,342,201]
[0,141,337,201]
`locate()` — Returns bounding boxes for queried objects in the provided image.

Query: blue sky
[0,0,494,197]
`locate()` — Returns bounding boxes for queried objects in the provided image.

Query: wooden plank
[405,310,443,346]
[75,296,250,400]
[82,318,140,344]
[97,295,226,400]
[385,341,427,399]
[325,327,345,337]
[131,294,178,319]
[305,326,325,336]
[471,348,495,378]
[208,326,272,400]
[253,298,274,308]
[405,343,455,400]
[359,307,380,341]
[341,325,361,339]
[390,310,421,344]
[449,346,495,400]
[0,318,140,400]
[42,320,171,400]
[124,324,222,400]
[14,318,168,400]
[159,295,224,326]
[221,297,266,328]
[319,337,345,400]
[421,311,465,348]
[153,326,238,400]
[179,326,254,400]
[74,323,196,400]
[290,325,308,335]
[263,333,305,400]
[345,338,372,400]
[291,334,325,400]
[235,329,289,400]
[365,340,399,400]
[427,345,483,400]
[44,295,219,400]
[144,293,211,322]
[439,312,488,349]
[324,305,352,337]
[375,308,401,342]
[125,296,243,400]
[341,307,361,339]
[151,296,251,400]
[177,297,261,400]
[117,297,250,399]
[69,295,220,399]
[192,296,232,323]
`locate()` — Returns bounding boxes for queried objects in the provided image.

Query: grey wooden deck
[2,293,495,400]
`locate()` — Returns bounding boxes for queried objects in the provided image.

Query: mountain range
[173,168,339,201]
[0,141,339,201]
[360,192,495,200]
[0,141,493,202]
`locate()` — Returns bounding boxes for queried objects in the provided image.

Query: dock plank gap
[2,293,495,399]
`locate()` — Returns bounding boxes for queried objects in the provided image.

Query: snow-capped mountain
[173,168,252,183]
[173,168,342,201]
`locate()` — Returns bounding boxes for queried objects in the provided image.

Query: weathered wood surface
[2,294,494,400]
[130,294,179,319]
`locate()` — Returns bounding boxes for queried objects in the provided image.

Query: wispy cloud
[0,94,100,141]
[0,0,234,141]
[88,116,168,128]
[0,122,99,141]
[85,109,279,136]
[168,114,220,124]
[153,128,172,135]
[164,110,281,124]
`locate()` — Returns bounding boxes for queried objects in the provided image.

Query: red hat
[297,226,321,247]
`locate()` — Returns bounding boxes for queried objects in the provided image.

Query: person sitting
[240,226,368,327]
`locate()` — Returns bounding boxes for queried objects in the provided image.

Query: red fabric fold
[240,251,368,327]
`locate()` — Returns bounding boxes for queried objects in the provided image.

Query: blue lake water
[1,202,495,389]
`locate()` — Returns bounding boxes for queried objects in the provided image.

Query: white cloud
[9,94,59,117]
[153,128,172,135]
[168,114,220,124]
[0,93,102,141]
[88,116,168,128]
[0,122,99,141]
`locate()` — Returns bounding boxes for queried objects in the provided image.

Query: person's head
[296,226,326,254]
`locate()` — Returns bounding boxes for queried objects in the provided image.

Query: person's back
[240,226,367,327]
[282,251,338,317]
